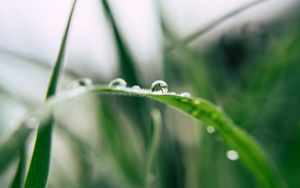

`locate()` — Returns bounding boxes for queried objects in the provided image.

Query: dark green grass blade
[101,0,139,85]
[101,0,150,140]
[99,100,144,187]
[166,0,267,52]
[10,144,27,188]
[24,1,77,188]
[1,85,286,188]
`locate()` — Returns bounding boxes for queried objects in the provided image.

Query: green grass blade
[0,126,32,174]
[10,144,27,188]
[166,0,267,52]
[24,1,77,188]
[1,84,285,188]
[145,109,162,188]
[101,0,139,85]
[45,1,76,99]
[101,0,150,139]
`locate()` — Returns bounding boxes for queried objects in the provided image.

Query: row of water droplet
[108,78,191,97]
[66,77,191,97]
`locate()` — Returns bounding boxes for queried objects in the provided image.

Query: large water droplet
[109,78,127,88]
[180,92,191,97]
[206,125,215,134]
[150,80,168,94]
[226,150,239,161]
[26,117,39,129]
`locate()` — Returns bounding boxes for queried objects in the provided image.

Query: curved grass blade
[0,85,286,188]
[166,0,267,52]
[24,1,77,188]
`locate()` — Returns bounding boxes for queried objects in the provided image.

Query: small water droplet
[26,117,39,129]
[132,85,141,90]
[77,78,93,86]
[68,78,93,90]
[150,80,168,94]
[226,150,239,161]
[180,92,191,97]
[109,78,127,88]
[206,126,215,134]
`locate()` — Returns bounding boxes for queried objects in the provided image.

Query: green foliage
[1,0,300,187]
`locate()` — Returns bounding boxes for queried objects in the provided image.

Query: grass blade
[10,144,27,188]
[145,109,162,188]
[0,126,32,174]
[167,0,267,52]
[101,0,139,85]
[1,84,286,188]
[24,1,77,187]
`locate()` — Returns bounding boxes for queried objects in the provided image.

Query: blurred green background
[1,0,300,187]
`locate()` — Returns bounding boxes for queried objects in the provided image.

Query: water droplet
[26,117,39,129]
[78,78,92,86]
[69,78,93,90]
[206,126,215,134]
[180,92,191,97]
[132,85,141,90]
[150,80,168,94]
[109,78,127,88]
[226,150,239,161]
[168,92,176,95]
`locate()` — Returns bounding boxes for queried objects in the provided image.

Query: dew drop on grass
[26,117,39,129]
[69,78,93,89]
[109,78,127,88]
[76,78,93,86]
[226,150,239,161]
[150,80,168,94]
[132,85,141,90]
[206,125,215,133]
[180,92,191,97]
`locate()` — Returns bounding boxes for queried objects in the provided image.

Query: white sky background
[0,0,298,102]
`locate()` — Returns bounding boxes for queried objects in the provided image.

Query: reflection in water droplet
[150,80,168,94]
[109,78,127,88]
[180,92,191,97]
[26,117,39,129]
[168,92,176,95]
[206,126,215,134]
[226,150,239,161]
